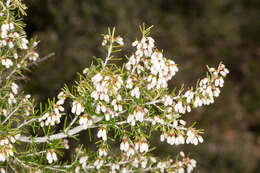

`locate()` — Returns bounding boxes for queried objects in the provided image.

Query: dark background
[23,0,260,172]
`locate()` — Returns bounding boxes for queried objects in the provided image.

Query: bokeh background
[23,0,260,172]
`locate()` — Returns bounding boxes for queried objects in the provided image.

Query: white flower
[163,95,173,106]
[11,82,19,94]
[33,41,38,47]
[8,41,14,48]
[131,86,140,99]
[56,98,65,105]
[98,148,108,157]
[54,103,64,114]
[71,101,84,115]
[0,168,6,173]
[127,114,136,126]
[177,167,185,173]
[115,37,124,46]
[186,130,203,145]
[6,0,12,7]
[102,34,110,46]
[187,159,197,173]
[75,166,80,173]
[141,158,148,168]
[127,146,135,157]
[198,135,204,143]
[62,139,69,149]
[126,78,134,89]
[160,132,166,142]
[167,134,175,145]
[94,158,104,169]
[1,23,9,32]
[0,151,6,162]
[175,134,185,145]
[29,51,39,61]
[111,163,120,171]
[79,156,88,168]
[83,68,89,74]
[1,57,13,68]
[193,96,202,108]
[39,112,62,127]
[46,150,57,164]
[13,53,18,59]
[92,73,103,83]
[139,138,149,153]
[1,30,7,39]
[213,87,220,97]
[184,90,194,103]
[8,93,16,105]
[0,138,9,146]
[10,136,16,144]
[120,137,129,152]
[175,100,185,113]
[132,40,138,47]
[20,38,29,49]
[91,91,99,100]
[97,126,107,141]
[111,99,123,112]
[57,91,65,100]
[79,114,93,129]
[132,157,139,168]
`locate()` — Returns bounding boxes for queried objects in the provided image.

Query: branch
[17,116,104,143]
[17,116,187,144]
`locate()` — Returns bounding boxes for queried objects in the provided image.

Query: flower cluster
[155,152,196,173]
[46,150,58,164]
[39,112,62,127]
[160,125,203,146]
[0,144,13,162]
[0,15,39,69]
[102,34,124,46]
[78,155,88,169]
[127,107,148,126]
[79,114,93,129]
[71,101,84,115]
[97,126,107,141]
[135,137,149,153]
[126,36,178,91]
[186,129,203,145]
[91,73,123,103]
[120,136,130,152]
[38,92,66,127]
[0,134,20,162]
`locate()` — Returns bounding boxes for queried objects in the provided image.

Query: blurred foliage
[23,0,260,172]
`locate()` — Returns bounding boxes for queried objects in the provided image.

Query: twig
[29,52,55,67]
[64,114,80,134]
[6,54,30,80]
[17,118,38,129]
[103,42,113,68]
[1,104,21,125]
[144,99,163,105]
[6,52,55,80]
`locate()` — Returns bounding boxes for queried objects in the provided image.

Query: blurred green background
[23,0,260,172]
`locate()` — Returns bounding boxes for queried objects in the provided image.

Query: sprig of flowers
[0,1,229,172]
